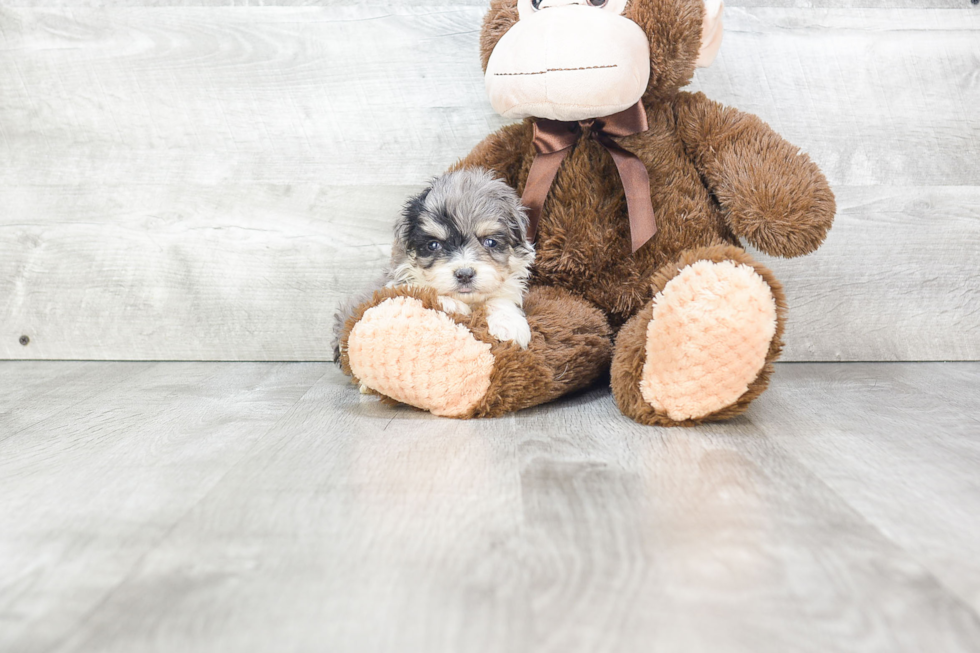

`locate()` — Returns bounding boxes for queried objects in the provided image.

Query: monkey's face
[485,0,650,121]
[482,0,724,121]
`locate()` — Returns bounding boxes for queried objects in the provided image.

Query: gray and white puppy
[332,168,535,362]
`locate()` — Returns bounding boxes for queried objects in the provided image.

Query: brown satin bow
[521,101,658,253]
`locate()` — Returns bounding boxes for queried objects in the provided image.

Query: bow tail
[600,138,658,253]
[521,149,571,243]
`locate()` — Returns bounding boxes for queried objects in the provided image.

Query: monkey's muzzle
[484,5,651,122]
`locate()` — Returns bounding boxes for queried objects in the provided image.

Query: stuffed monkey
[337,0,835,426]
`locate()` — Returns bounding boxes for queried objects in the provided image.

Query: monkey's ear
[696,0,724,68]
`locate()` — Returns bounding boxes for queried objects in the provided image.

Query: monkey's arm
[449,121,532,191]
[675,92,836,258]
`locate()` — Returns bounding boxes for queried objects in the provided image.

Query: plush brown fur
[472,285,613,417]
[341,0,835,423]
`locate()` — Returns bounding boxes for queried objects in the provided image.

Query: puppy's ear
[485,175,532,249]
[506,201,535,265]
[497,183,531,247]
[509,201,531,245]
[395,185,431,242]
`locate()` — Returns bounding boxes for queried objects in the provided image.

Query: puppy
[333,168,535,363]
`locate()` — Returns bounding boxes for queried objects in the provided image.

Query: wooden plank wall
[1,1,977,361]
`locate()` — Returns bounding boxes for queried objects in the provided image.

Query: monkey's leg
[338,285,612,418]
[611,245,787,426]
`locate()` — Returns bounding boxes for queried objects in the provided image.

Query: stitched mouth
[494,64,618,77]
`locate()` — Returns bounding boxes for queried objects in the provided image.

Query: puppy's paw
[487,308,532,349]
[439,296,472,316]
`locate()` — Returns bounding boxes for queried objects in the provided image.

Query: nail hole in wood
[19,335,30,346]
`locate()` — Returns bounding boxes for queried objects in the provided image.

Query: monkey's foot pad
[640,260,778,421]
[347,297,494,417]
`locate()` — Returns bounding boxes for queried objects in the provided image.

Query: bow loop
[521,101,657,253]
[591,103,648,138]
[530,118,581,155]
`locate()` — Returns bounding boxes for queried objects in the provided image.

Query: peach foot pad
[640,260,778,421]
[346,297,495,417]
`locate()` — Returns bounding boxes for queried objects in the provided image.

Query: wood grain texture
[1,361,980,652]
[0,6,978,361]
[0,184,403,360]
[759,363,980,613]
[756,186,980,361]
[8,1,971,8]
[0,361,156,436]
[0,361,329,653]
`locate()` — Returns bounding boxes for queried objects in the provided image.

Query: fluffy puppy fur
[333,168,535,361]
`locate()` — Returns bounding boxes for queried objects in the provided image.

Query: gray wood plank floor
[1,361,979,652]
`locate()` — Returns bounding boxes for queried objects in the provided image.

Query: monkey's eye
[426,241,442,252]
[482,238,499,249]
[587,0,608,6]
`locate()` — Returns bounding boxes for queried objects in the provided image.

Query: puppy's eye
[587,0,608,6]
[531,0,543,9]
[426,241,442,252]
[482,238,499,249]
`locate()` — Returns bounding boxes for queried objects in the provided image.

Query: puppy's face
[391,169,534,305]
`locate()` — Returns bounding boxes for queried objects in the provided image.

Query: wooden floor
[1,362,979,652]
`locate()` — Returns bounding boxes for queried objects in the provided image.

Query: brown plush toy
[337,0,835,426]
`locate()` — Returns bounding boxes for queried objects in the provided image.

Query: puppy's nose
[454,267,476,284]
